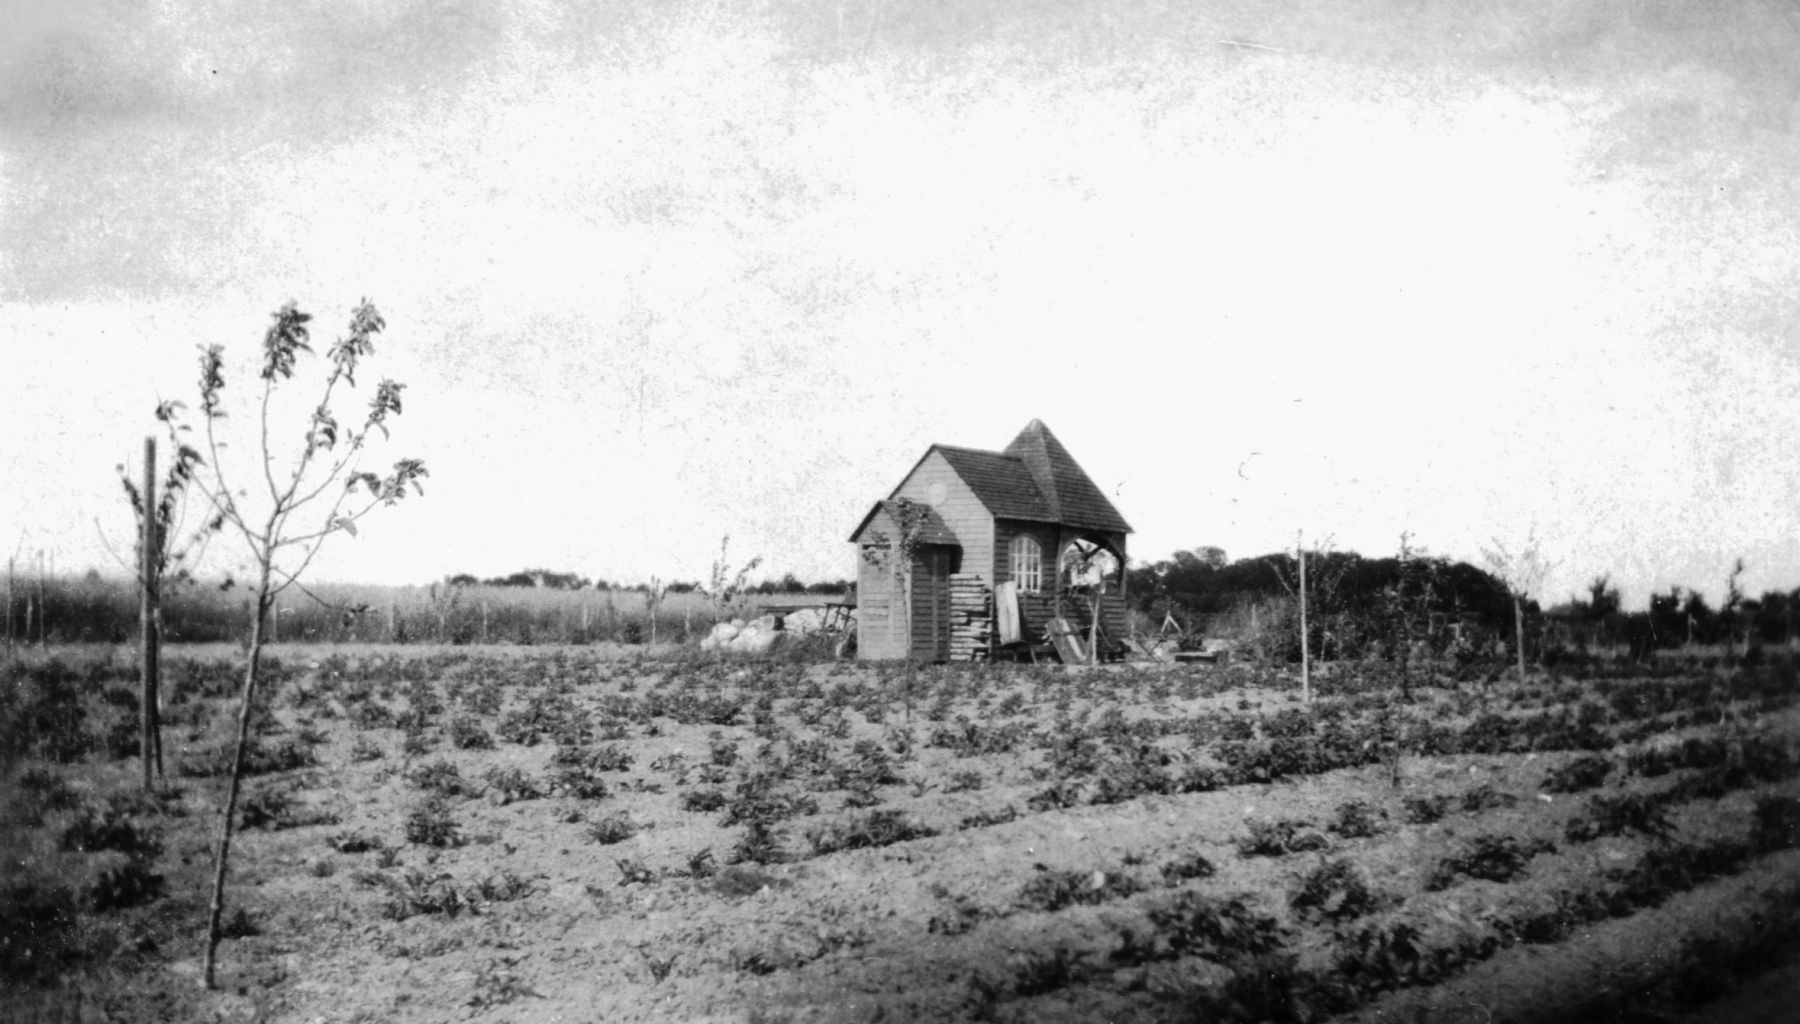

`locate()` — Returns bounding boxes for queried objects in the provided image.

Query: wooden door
[909,547,952,663]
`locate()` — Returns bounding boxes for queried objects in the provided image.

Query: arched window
[1009,535,1043,593]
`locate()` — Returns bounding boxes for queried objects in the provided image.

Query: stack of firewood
[948,573,992,662]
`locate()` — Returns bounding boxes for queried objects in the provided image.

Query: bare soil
[3,645,1797,1023]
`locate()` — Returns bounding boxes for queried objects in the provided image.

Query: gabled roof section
[846,499,961,546]
[1002,419,1133,534]
[849,421,1133,540]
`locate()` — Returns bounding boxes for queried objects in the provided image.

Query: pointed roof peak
[1002,421,1131,534]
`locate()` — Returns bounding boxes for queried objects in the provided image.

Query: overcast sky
[4,0,1800,606]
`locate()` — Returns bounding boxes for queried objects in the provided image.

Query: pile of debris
[698,607,834,655]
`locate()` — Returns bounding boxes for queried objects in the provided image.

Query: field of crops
[4,646,1799,1023]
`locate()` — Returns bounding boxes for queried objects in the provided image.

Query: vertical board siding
[908,548,951,662]
[853,507,906,660]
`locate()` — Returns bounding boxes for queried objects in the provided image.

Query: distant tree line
[1546,571,1799,657]
[1131,546,1800,662]
[1127,546,1517,661]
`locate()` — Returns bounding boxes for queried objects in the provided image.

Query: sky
[4,0,1800,608]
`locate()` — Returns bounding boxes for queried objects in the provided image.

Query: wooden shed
[847,419,1132,662]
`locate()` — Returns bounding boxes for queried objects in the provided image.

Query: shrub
[89,860,166,911]
[378,868,466,920]
[587,813,638,845]
[1565,792,1673,843]
[482,766,544,803]
[806,810,938,855]
[1290,857,1386,924]
[1401,794,1454,825]
[944,769,984,793]
[1008,945,1086,997]
[959,805,1019,830]
[328,830,381,854]
[587,744,635,772]
[15,768,81,824]
[1144,891,1287,958]
[1160,851,1217,886]
[408,759,471,797]
[1016,868,1144,913]
[1543,755,1612,794]
[615,858,656,885]
[685,848,717,879]
[468,956,536,1009]
[404,796,462,848]
[1426,835,1552,890]
[713,863,786,897]
[1328,801,1386,839]
[0,881,80,981]
[447,715,495,751]
[178,735,317,777]
[678,788,727,813]
[1459,784,1518,813]
[729,820,786,865]
[1237,818,1330,858]
[1753,794,1800,853]
[239,784,296,830]
[469,870,538,904]
[60,808,162,859]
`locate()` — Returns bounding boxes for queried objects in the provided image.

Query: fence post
[140,438,161,791]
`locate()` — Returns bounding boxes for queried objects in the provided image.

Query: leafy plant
[1425,834,1553,890]
[378,868,466,920]
[806,810,938,855]
[1289,857,1387,924]
[1144,891,1288,959]
[1160,851,1218,886]
[1565,791,1673,842]
[1401,794,1453,825]
[403,795,462,848]
[446,714,494,750]
[481,765,544,803]
[1753,794,1800,853]
[407,759,471,797]
[468,957,538,1009]
[587,813,638,845]
[1237,818,1331,858]
[1543,755,1611,794]
[1016,868,1144,912]
[1327,800,1386,839]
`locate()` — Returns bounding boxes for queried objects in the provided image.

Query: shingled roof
[1001,419,1132,534]
[846,499,960,546]
[849,420,1131,541]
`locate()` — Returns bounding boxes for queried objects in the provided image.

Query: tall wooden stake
[140,438,161,791]
[1298,530,1310,705]
[37,549,47,644]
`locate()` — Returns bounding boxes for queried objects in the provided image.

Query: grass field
[3,645,1799,1022]
[4,576,731,646]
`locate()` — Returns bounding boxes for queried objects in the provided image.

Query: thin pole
[141,438,159,792]
[37,549,47,644]
[1298,530,1310,705]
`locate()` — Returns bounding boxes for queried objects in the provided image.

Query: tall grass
[3,577,732,646]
